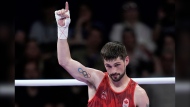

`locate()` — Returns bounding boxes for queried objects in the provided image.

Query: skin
[56,2,149,107]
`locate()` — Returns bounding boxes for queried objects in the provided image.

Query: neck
[109,74,129,87]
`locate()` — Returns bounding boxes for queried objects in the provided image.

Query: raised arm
[55,2,104,86]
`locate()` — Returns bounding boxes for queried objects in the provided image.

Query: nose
[110,67,117,74]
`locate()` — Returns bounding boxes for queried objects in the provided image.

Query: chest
[92,86,135,107]
[88,76,136,107]
[101,88,134,107]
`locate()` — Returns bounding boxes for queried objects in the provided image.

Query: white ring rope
[3,78,190,96]
[15,77,175,86]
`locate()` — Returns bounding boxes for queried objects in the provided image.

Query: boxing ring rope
[15,77,175,86]
[2,77,190,96]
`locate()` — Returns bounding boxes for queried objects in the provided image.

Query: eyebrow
[105,64,111,66]
[105,62,121,66]
[114,62,121,64]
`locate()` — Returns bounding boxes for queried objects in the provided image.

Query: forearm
[55,4,71,66]
[57,39,71,66]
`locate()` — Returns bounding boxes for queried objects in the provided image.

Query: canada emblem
[101,91,107,100]
[122,98,129,107]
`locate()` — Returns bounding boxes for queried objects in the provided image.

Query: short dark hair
[101,41,127,61]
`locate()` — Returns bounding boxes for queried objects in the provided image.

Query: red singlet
[88,72,137,107]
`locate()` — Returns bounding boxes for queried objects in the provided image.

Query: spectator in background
[23,61,42,79]
[143,48,175,107]
[140,1,175,106]
[152,0,175,55]
[152,33,175,76]
[0,22,12,82]
[0,22,14,107]
[71,26,105,71]
[0,22,11,43]
[162,34,175,52]
[64,86,88,107]
[142,31,175,107]
[151,45,175,77]
[68,2,105,46]
[16,61,66,107]
[122,28,154,77]
[7,40,14,83]
[15,61,46,107]
[154,32,175,58]
[42,52,66,79]
[15,29,26,61]
[15,39,42,79]
[176,30,190,79]
[28,2,57,54]
[159,48,174,76]
[24,40,41,64]
[109,1,156,53]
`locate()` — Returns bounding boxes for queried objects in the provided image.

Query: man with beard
[55,2,149,107]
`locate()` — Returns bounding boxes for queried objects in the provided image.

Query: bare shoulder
[86,68,105,88]
[134,85,149,107]
[134,85,147,97]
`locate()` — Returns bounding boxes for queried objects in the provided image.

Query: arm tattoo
[146,104,149,107]
[78,68,91,78]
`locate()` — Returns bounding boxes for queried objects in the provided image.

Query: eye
[115,64,120,67]
[106,65,111,68]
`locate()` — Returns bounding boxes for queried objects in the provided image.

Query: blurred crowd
[0,0,178,107]
[14,0,176,107]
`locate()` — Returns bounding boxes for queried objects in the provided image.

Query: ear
[125,56,129,66]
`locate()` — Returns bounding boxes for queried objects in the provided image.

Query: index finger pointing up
[65,1,69,11]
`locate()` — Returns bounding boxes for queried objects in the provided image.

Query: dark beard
[109,71,125,82]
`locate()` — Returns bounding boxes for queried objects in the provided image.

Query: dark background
[0,0,189,107]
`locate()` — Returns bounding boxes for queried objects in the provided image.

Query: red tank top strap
[88,73,107,103]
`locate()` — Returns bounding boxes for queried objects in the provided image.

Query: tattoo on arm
[78,68,91,78]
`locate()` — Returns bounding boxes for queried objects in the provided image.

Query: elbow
[58,58,70,67]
